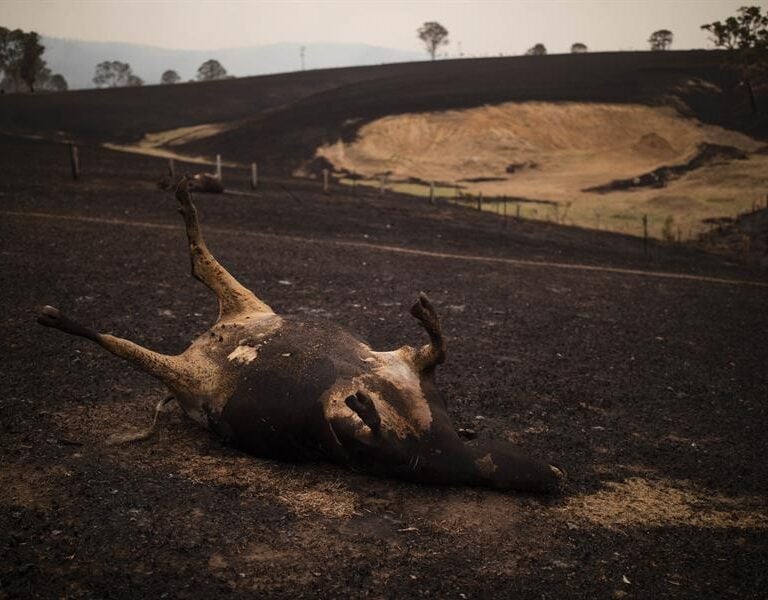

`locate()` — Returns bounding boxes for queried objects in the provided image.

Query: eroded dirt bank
[314,101,768,239]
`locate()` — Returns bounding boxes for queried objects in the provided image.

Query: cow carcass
[38,179,565,492]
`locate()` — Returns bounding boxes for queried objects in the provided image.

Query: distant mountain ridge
[41,37,423,89]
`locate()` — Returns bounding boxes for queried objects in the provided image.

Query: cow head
[326,294,565,493]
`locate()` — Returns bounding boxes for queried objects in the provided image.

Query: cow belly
[213,356,339,461]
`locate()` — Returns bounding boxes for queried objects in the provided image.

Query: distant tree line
[91,58,230,88]
[0,27,68,93]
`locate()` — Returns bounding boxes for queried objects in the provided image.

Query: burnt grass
[1,135,767,599]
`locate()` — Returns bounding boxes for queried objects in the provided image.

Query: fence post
[168,158,175,179]
[516,203,520,219]
[216,154,222,181]
[429,181,435,205]
[250,162,258,189]
[503,196,508,227]
[69,143,80,181]
[380,174,386,196]
[323,168,330,194]
[477,192,483,211]
[642,214,648,256]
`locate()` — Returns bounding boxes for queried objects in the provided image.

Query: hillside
[2,50,765,161]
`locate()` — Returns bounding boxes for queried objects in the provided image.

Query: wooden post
[503,196,508,227]
[323,168,330,194]
[477,192,483,211]
[250,162,258,189]
[642,215,648,256]
[516,203,520,219]
[429,181,435,205]
[353,179,358,196]
[216,154,222,181]
[168,158,175,179]
[69,143,80,181]
[380,174,386,196]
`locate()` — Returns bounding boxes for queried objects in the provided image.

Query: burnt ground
[1,135,767,599]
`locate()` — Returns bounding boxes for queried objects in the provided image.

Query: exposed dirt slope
[1,136,767,598]
[313,101,768,238]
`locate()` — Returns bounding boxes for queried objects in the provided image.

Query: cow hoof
[37,305,63,328]
[549,464,567,492]
[458,427,477,439]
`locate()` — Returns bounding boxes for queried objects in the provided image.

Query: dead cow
[38,180,565,493]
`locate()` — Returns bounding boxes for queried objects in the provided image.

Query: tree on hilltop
[35,66,68,92]
[702,5,768,49]
[0,28,48,92]
[161,69,181,84]
[197,59,227,81]
[417,22,449,61]
[93,61,135,87]
[526,43,547,56]
[648,29,673,50]
[571,42,588,53]
[701,5,768,114]
[47,73,68,91]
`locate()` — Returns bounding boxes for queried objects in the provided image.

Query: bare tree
[648,29,673,51]
[161,69,181,84]
[571,42,588,54]
[526,43,547,56]
[417,22,449,61]
[196,59,227,81]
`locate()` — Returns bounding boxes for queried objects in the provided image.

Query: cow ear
[345,391,381,434]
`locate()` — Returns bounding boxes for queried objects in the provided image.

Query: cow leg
[409,293,446,372]
[38,306,191,390]
[175,179,272,321]
[106,394,176,445]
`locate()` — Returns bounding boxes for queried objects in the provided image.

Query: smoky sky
[2,0,762,54]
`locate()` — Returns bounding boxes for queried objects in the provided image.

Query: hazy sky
[1,0,764,55]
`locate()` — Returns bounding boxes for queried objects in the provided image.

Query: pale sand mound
[316,102,767,238]
[316,102,759,195]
